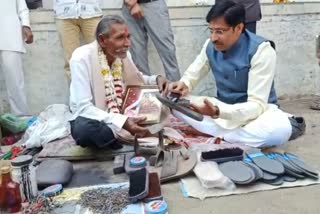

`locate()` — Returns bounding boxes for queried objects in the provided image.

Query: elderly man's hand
[22,26,33,44]
[130,3,144,19]
[156,75,169,94]
[123,117,150,138]
[190,98,219,117]
[168,81,189,96]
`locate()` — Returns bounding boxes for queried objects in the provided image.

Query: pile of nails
[80,186,129,214]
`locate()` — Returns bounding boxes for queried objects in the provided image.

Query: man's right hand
[123,117,150,138]
[168,81,189,96]
[130,3,144,19]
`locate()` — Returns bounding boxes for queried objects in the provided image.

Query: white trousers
[0,50,30,116]
[173,105,292,148]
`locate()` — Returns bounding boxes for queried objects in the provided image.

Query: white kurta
[69,41,158,133]
[0,0,30,53]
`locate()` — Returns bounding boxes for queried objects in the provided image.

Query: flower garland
[98,48,124,113]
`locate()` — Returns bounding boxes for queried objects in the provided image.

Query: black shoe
[288,116,306,141]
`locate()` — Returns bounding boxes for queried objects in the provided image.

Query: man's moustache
[213,42,223,46]
[115,49,129,53]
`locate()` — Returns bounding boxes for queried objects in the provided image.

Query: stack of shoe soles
[211,148,319,186]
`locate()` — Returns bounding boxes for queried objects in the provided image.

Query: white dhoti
[0,50,30,116]
[173,104,292,148]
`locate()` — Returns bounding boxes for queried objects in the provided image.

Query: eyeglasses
[208,27,232,36]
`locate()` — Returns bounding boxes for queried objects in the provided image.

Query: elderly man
[0,0,33,116]
[168,0,304,148]
[69,15,167,149]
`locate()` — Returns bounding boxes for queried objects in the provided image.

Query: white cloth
[0,51,30,116]
[173,103,292,148]
[181,39,277,130]
[0,0,30,53]
[69,41,158,133]
[53,0,102,19]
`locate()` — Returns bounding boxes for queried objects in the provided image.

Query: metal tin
[42,184,63,197]
[130,156,146,167]
[11,155,38,202]
[145,200,168,214]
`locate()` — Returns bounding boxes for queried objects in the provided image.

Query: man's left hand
[156,75,169,94]
[191,98,219,117]
[22,26,33,44]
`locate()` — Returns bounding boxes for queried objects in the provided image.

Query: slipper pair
[219,161,257,185]
[244,149,286,186]
[148,147,197,183]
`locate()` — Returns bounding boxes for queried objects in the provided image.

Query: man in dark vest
[168,0,304,148]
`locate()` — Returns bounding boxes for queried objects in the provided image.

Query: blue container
[145,200,168,214]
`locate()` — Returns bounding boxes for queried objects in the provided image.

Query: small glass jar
[11,155,38,202]
[0,166,22,213]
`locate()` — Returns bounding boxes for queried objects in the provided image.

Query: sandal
[148,146,197,183]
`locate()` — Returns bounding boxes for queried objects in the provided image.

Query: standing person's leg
[122,6,151,76]
[141,0,181,81]
[80,16,102,44]
[311,34,320,110]
[0,51,30,116]
[245,22,257,34]
[70,116,122,149]
[56,18,80,80]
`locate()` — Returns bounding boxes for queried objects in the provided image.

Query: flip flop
[219,161,255,185]
[245,149,284,175]
[268,152,304,175]
[283,175,297,182]
[148,147,197,183]
[284,168,306,179]
[243,157,277,181]
[284,152,319,177]
[243,161,264,181]
[262,171,278,181]
[262,176,284,186]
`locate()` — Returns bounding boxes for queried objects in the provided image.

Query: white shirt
[0,0,30,53]
[181,39,277,129]
[69,43,158,133]
[53,0,102,19]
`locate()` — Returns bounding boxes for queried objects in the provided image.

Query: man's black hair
[206,0,246,27]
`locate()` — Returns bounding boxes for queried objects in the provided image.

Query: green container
[0,113,28,134]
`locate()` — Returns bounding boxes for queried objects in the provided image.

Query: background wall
[0,2,320,114]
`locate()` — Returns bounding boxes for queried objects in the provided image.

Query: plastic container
[11,155,38,202]
[0,113,28,134]
[145,200,168,214]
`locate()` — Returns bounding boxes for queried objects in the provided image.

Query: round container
[11,155,38,202]
[145,200,168,214]
[130,156,146,167]
[42,184,63,197]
